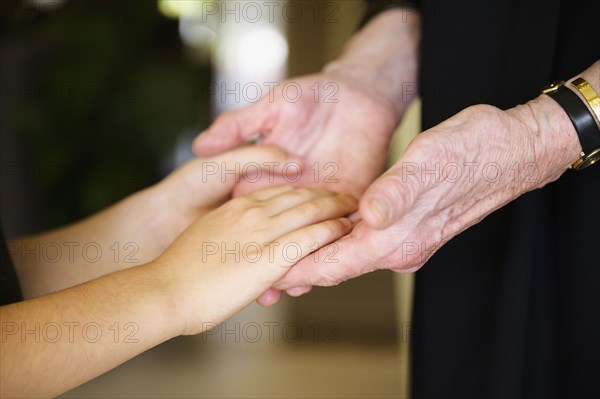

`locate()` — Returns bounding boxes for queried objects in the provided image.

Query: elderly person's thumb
[360,142,438,229]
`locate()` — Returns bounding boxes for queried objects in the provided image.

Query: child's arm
[10,147,292,299]
[1,185,356,398]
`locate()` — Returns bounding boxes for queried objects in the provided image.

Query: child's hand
[151,146,295,254]
[152,185,357,336]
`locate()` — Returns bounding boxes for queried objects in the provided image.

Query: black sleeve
[359,0,420,29]
[0,220,23,306]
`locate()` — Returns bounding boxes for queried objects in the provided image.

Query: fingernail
[348,211,362,223]
[339,218,352,229]
[369,198,390,225]
[192,134,204,148]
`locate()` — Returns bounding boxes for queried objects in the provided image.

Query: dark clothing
[0,221,23,306]
[363,1,600,397]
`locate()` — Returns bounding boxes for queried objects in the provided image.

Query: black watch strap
[545,84,600,156]
[358,1,418,30]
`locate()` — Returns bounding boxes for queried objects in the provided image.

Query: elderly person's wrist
[524,61,600,177]
[322,7,420,124]
[323,60,415,123]
[507,94,583,187]
[526,63,600,177]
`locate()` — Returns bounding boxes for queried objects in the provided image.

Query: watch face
[577,148,600,170]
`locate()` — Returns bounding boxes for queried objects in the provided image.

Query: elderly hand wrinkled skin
[195,85,581,305]
[266,98,580,298]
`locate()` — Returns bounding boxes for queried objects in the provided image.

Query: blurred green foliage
[5,0,211,225]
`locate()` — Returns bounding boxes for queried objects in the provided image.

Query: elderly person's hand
[193,72,399,198]
[192,10,420,199]
[267,74,594,299]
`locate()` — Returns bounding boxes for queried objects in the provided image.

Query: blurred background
[1,1,420,397]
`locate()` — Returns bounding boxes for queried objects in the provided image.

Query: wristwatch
[542,80,600,170]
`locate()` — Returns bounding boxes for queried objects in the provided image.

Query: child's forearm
[0,261,179,399]
[10,185,177,298]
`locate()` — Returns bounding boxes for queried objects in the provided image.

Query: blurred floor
[62,341,401,398]
[61,300,402,399]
